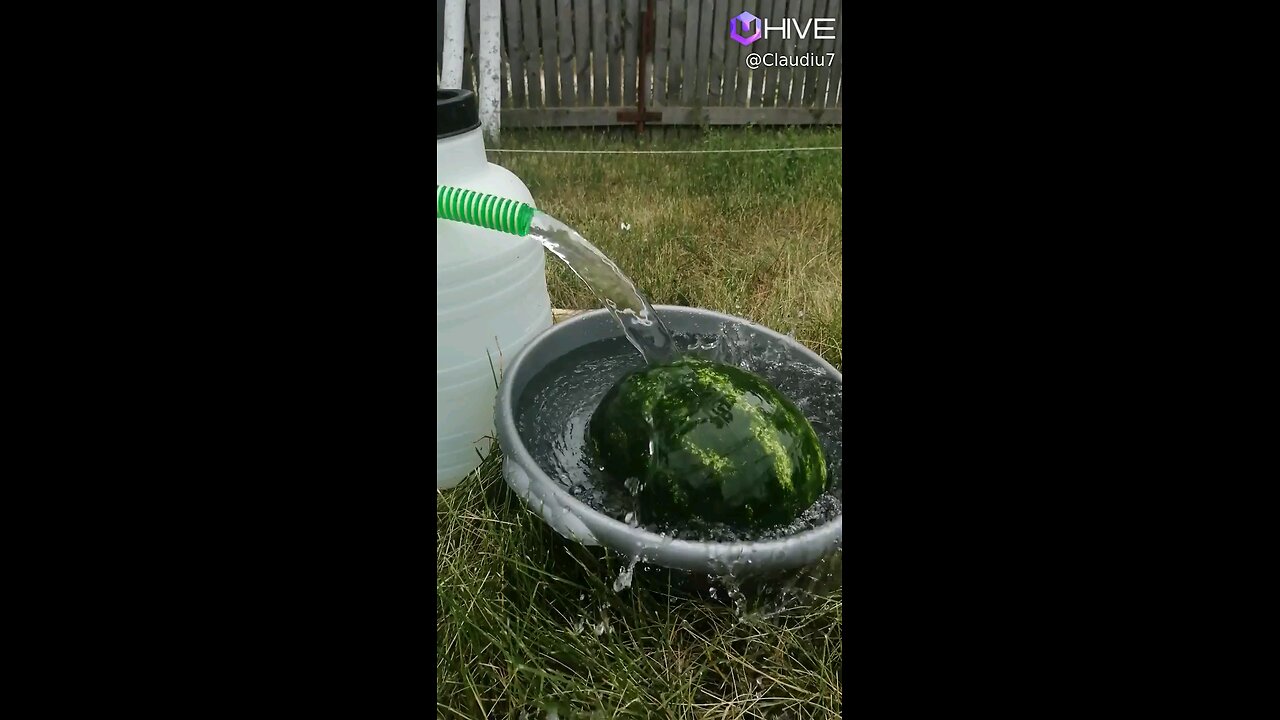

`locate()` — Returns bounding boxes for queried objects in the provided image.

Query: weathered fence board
[775,0,798,105]
[520,1,542,107]
[793,0,816,106]
[642,1,654,105]
[811,0,838,107]
[722,0,742,105]
[557,0,576,105]
[694,0,714,107]
[468,0,481,71]
[728,0,747,104]
[591,0,608,105]
[540,0,561,106]
[438,0,841,127]
[607,0,623,105]
[653,0,670,106]
[460,0,476,91]
[502,0,525,105]
[760,0,784,106]
[667,2,685,100]
[573,0,591,103]
[747,0,762,106]
[708,1,727,106]
[680,1,701,103]
[623,0,639,107]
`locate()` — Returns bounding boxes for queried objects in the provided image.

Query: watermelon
[588,357,827,529]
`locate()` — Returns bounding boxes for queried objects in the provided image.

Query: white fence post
[478,0,501,145]
[440,0,465,89]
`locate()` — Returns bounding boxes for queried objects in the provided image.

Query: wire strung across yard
[485,146,842,154]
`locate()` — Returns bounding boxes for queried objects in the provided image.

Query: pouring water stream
[526,213,681,366]
[436,185,677,365]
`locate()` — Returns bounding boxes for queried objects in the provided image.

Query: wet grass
[438,127,843,718]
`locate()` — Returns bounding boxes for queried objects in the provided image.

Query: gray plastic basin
[494,306,842,576]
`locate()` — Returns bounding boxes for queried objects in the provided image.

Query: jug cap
[437,89,480,140]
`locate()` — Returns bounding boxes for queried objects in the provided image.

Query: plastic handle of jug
[436,185,534,237]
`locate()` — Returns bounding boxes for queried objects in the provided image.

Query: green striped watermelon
[589,358,827,529]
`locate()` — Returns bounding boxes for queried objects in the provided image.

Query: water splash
[724,575,748,620]
[612,555,639,592]
[528,213,680,366]
[593,605,612,636]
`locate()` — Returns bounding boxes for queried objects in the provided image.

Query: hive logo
[731,12,837,46]
[730,12,762,46]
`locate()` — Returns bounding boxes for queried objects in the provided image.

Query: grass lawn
[437,127,843,718]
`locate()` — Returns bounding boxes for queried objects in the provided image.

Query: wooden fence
[436,0,842,129]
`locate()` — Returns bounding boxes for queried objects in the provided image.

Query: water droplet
[613,555,639,592]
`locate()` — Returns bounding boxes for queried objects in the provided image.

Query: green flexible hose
[435,185,535,237]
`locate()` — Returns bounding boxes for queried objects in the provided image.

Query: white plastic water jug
[437,89,552,489]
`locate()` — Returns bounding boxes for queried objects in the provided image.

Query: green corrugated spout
[436,185,534,237]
